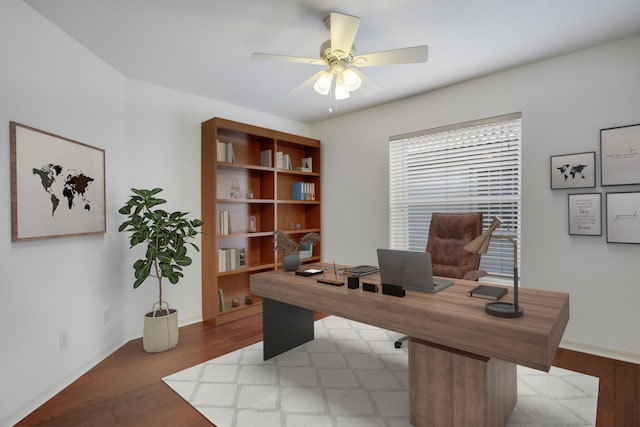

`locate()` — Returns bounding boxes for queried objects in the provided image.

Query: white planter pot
[143,304,178,353]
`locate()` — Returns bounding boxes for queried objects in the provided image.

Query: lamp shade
[334,73,350,100]
[313,71,333,95]
[463,216,502,255]
[342,67,362,92]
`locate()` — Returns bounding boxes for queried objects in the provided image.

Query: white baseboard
[561,339,640,364]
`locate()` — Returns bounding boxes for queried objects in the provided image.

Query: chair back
[426,212,483,279]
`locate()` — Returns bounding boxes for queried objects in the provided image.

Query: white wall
[122,79,310,338]
[0,2,311,425]
[312,35,640,362]
[0,1,128,425]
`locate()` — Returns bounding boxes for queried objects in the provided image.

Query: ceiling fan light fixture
[313,71,333,95]
[342,67,361,92]
[334,73,350,100]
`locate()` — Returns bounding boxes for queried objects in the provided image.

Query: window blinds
[389,113,521,277]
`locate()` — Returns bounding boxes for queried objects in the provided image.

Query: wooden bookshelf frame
[201,117,321,326]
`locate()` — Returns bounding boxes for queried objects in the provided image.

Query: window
[389,113,521,278]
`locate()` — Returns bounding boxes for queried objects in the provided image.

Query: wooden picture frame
[568,193,601,236]
[601,123,640,186]
[606,191,640,244]
[550,152,596,189]
[10,122,106,241]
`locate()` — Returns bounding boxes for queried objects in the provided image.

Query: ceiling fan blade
[251,52,325,66]
[329,12,360,58]
[352,45,428,67]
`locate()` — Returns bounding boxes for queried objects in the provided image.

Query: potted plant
[118,188,203,353]
[274,230,320,271]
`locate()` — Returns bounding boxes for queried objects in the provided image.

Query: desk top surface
[250,263,569,371]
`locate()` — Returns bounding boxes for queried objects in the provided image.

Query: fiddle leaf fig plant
[118,188,203,307]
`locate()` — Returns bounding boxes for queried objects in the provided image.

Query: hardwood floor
[17,313,640,426]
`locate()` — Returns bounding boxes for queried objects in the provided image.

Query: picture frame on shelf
[601,123,640,186]
[606,191,640,244]
[550,151,596,189]
[568,193,601,236]
[10,122,106,241]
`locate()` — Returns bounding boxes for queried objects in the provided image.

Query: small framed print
[606,192,640,244]
[550,152,596,189]
[601,124,640,186]
[568,193,601,236]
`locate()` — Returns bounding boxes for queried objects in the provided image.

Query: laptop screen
[376,248,453,293]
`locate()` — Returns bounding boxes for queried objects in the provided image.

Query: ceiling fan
[251,12,428,100]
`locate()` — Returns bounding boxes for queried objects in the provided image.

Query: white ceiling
[23,0,640,124]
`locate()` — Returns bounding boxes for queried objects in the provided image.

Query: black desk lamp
[463,216,523,318]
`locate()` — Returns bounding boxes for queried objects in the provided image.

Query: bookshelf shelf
[202,117,321,327]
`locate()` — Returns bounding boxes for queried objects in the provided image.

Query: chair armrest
[463,269,487,281]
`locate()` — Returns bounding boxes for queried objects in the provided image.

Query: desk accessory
[362,282,379,293]
[295,268,323,277]
[468,284,507,300]
[346,269,360,289]
[317,260,344,286]
[464,216,523,318]
[382,283,405,297]
[342,265,379,277]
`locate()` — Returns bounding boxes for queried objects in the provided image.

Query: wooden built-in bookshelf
[201,117,321,326]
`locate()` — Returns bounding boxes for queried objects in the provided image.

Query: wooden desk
[250,264,569,427]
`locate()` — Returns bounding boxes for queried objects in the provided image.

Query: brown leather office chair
[394,212,487,348]
[427,212,487,281]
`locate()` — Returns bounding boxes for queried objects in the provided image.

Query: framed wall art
[10,122,106,241]
[568,193,601,236]
[606,191,640,244]
[601,123,640,186]
[550,151,596,189]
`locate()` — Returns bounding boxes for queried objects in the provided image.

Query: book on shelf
[217,247,246,273]
[275,151,292,170]
[291,182,316,201]
[219,210,231,235]
[260,149,272,167]
[468,284,508,300]
[216,140,235,163]
[219,289,225,312]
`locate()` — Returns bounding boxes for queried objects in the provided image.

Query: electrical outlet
[103,308,110,325]
[59,330,69,350]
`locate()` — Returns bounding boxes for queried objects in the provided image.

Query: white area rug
[163,316,598,427]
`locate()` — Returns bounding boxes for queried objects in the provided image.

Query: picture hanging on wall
[10,122,106,241]
[568,193,601,236]
[601,123,640,186]
[606,191,640,244]
[550,151,596,189]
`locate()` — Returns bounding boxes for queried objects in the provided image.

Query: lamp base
[485,301,523,318]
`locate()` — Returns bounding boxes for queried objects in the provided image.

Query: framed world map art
[550,151,596,190]
[10,122,106,241]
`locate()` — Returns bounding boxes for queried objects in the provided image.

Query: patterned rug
[163,316,598,426]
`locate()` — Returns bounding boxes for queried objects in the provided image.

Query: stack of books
[219,210,231,235]
[260,149,272,167]
[291,182,316,201]
[275,151,292,170]
[216,140,235,162]
[217,247,246,272]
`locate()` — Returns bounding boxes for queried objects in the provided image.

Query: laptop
[376,248,454,293]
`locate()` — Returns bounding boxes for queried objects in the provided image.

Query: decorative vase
[143,302,179,353]
[282,253,301,271]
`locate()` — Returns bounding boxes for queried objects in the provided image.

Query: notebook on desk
[376,248,454,293]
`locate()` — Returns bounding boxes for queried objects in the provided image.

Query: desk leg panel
[409,338,517,427]
[262,298,314,360]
